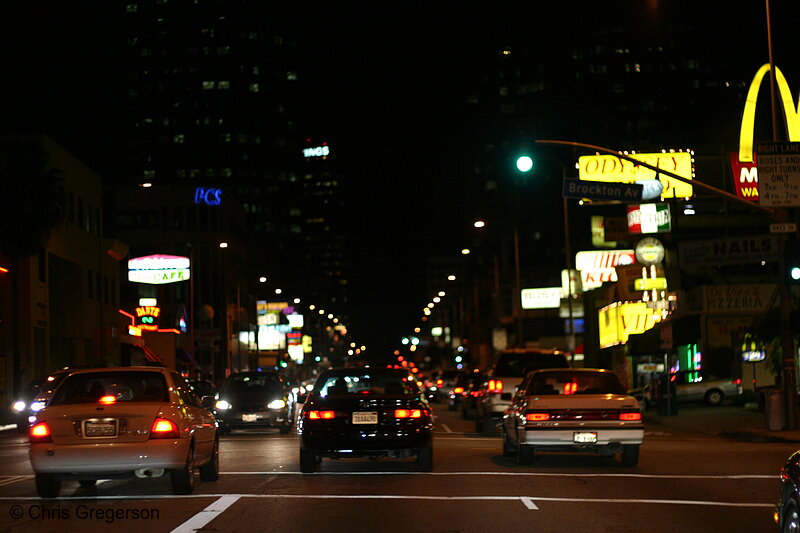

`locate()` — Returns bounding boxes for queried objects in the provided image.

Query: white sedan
[501,368,644,466]
[29,367,219,498]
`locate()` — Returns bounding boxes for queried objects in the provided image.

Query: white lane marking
[170,494,241,533]
[0,493,775,510]
[0,476,29,487]
[219,471,774,479]
[520,496,539,510]
[440,424,453,433]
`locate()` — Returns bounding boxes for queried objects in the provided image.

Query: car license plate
[573,432,597,443]
[84,420,118,437]
[352,412,378,424]
[242,414,258,422]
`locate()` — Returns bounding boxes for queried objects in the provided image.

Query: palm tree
[0,139,65,395]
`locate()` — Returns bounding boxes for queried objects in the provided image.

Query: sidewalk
[644,402,800,443]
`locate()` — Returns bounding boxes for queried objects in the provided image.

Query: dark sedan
[297,367,434,473]
[777,450,800,532]
[214,371,293,434]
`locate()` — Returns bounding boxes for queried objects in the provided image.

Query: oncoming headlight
[215,400,232,410]
[11,401,26,413]
[268,399,286,410]
[30,401,46,412]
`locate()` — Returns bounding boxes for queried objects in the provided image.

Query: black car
[214,371,293,434]
[10,369,72,433]
[777,450,800,532]
[297,367,434,473]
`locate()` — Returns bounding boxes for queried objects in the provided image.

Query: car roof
[319,367,411,377]
[528,368,614,375]
[56,366,168,375]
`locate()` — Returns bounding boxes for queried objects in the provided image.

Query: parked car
[28,366,219,498]
[776,449,800,532]
[501,368,644,466]
[654,370,742,406]
[475,348,570,436]
[11,368,74,433]
[214,371,293,434]
[297,367,434,473]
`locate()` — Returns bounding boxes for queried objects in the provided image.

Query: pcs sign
[194,187,223,206]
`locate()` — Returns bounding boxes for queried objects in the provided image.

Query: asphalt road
[0,406,792,533]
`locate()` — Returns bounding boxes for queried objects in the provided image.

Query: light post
[473,219,524,348]
[514,156,577,352]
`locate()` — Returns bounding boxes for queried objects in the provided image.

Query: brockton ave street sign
[562,177,643,202]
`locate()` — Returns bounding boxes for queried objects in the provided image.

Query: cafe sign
[128,255,190,285]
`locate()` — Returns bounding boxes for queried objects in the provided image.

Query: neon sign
[128,254,190,284]
[135,305,161,331]
[578,151,694,199]
[194,187,222,206]
[731,64,800,201]
[303,145,330,158]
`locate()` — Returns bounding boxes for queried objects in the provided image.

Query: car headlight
[268,399,286,410]
[215,400,232,410]
[11,401,26,413]
[30,401,46,412]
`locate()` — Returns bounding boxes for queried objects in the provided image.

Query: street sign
[756,142,800,207]
[770,223,797,234]
[563,178,642,202]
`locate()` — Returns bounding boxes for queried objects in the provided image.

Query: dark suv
[214,371,293,434]
[475,348,570,436]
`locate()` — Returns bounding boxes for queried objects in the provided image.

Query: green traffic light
[792,267,800,281]
[516,155,533,173]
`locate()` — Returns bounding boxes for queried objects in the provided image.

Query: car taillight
[619,412,642,421]
[488,379,504,393]
[394,409,422,419]
[150,417,180,439]
[99,395,117,404]
[732,378,742,385]
[454,387,464,394]
[436,379,443,387]
[525,412,550,422]
[30,421,52,443]
[563,382,578,395]
[307,410,335,420]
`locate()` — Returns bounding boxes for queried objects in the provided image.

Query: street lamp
[514,155,576,352]
[474,219,524,348]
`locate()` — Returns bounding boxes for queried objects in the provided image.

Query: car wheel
[417,444,433,472]
[474,417,484,433]
[783,499,800,533]
[481,417,496,437]
[516,444,534,465]
[300,448,316,473]
[620,444,640,467]
[502,430,516,458]
[279,424,291,435]
[705,389,724,406]
[199,439,220,482]
[35,474,61,498]
[170,449,196,495]
[78,480,96,487]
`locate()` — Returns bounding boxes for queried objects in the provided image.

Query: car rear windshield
[527,371,626,395]
[316,372,417,398]
[493,352,569,377]
[222,374,282,396]
[50,371,168,405]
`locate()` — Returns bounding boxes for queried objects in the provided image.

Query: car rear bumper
[519,427,644,446]
[29,438,190,474]
[300,427,432,453]
[217,410,289,429]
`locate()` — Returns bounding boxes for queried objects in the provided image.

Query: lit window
[217,46,230,55]
[218,81,230,89]
[202,81,214,90]
[173,134,184,144]
[143,170,155,179]
[249,83,260,93]
[126,3,138,13]
[286,71,297,81]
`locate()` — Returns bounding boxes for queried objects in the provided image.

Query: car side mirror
[201,395,215,409]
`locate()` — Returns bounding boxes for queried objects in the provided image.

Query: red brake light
[454,387,464,394]
[394,409,422,419]
[436,379,443,387]
[488,379,504,393]
[525,413,550,421]
[308,410,335,420]
[732,378,741,385]
[30,422,52,443]
[619,412,642,421]
[99,395,117,404]
[150,417,180,439]
[563,382,577,395]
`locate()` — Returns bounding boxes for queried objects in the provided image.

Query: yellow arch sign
[738,63,800,163]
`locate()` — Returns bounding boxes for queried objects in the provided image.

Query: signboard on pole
[563,178,642,202]
[756,142,800,207]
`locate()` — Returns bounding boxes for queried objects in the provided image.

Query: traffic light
[788,239,800,283]
[516,155,534,173]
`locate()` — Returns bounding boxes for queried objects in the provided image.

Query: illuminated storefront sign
[730,64,800,202]
[578,151,694,199]
[598,302,661,348]
[635,237,665,265]
[303,145,330,158]
[128,255,190,284]
[627,204,671,234]
[521,287,561,309]
[574,249,635,291]
[135,305,161,331]
[194,187,222,206]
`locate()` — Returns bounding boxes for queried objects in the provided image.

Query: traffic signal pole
[535,139,798,430]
